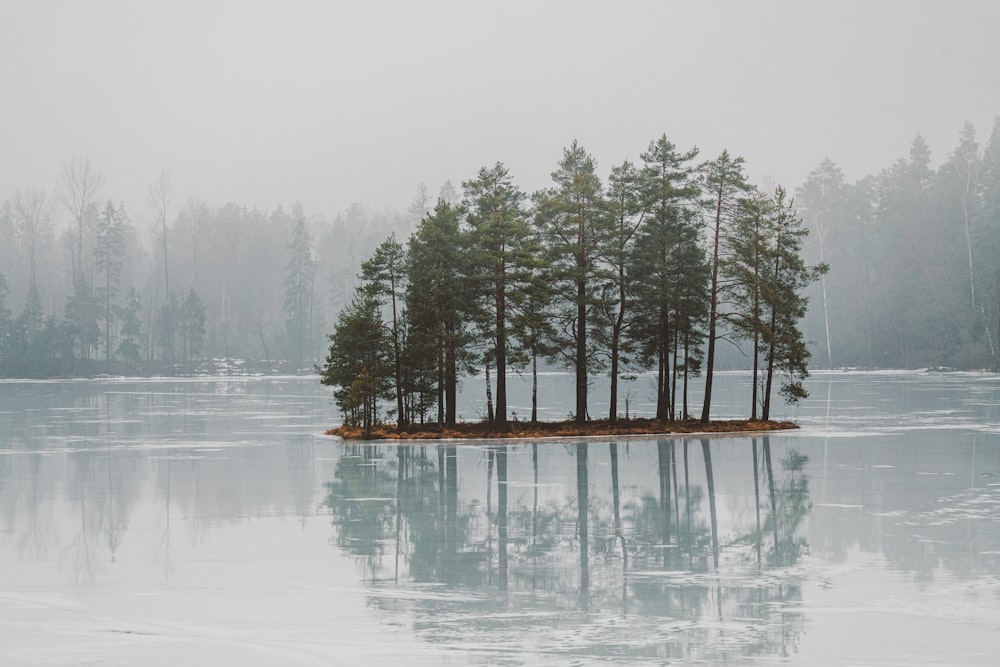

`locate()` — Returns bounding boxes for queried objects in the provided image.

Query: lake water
[1,371,999,665]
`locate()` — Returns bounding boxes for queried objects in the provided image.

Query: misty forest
[3,122,1000,413]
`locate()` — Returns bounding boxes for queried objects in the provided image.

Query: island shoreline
[326,418,797,442]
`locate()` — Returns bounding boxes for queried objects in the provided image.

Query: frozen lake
[1,371,999,665]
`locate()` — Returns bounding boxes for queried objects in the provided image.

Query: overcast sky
[2,0,999,226]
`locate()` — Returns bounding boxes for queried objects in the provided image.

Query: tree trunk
[752,438,762,567]
[609,263,627,424]
[497,445,508,591]
[485,359,494,424]
[682,336,690,419]
[390,279,406,429]
[437,331,444,427]
[576,273,588,425]
[752,328,760,420]
[445,325,457,426]
[495,275,507,427]
[576,442,589,600]
[657,440,671,556]
[531,351,539,423]
[701,191,723,423]
[701,438,719,571]
[671,328,679,423]
[763,436,779,561]
[609,335,620,424]
[763,302,777,421]
[659,317,671,420]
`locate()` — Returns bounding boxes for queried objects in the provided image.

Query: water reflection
[323,436,814,661]
[2,375,999,664]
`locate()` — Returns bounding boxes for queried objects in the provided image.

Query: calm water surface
[1,371,999,665]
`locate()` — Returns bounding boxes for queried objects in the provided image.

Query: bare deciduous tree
[57,157,104,286]
[12,188,55,290]
[147,169,175,295]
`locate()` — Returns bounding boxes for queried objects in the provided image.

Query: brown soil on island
[326,418,797,441]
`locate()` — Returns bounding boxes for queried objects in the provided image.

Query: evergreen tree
[630,135,703,421]
[873,135,960,367]
[156,291,180,365]
[722,187,775,418]
[700,150,750,422]
[438,179,460,206]
[462,163,533,428]
[761,187,826,419]
[509,267,557,423]
[360,234,408,427]
[64,279,101,365]
[94,200,128,366]
[941,123,991,362]
[117,286,143,373]
[406,183,433,230]
[20,281,43,338]
[795,159,848,368]
[980,117,1000,369]
[405,199,472,426]
[0,274,11,372]
[599,160,643,423]
[533,141,609,425]
[180,288,206,364]
[284,205,316,372]
[319,291,390,434]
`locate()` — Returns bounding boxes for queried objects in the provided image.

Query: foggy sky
[3,0,999,227]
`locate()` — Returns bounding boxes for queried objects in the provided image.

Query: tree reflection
[495,444,508,592]
[763,437,811,566]
[701,438,720,571]
[576,441,589,606]
[323,436,816,662]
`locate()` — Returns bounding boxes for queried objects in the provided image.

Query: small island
[318,141,824,441]
[327,418,797,441]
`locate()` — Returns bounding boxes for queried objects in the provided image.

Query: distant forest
[797,121,1000,370]
[1,119,998,382]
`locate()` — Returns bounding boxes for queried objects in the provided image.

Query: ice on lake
[1,371,999,665]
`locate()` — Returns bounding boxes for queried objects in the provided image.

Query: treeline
[8,117,989,383]
[319,137,823,432]
[797,120,1000,369]
[0,160,419,377]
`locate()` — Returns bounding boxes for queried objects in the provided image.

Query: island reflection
[324,437,811,662]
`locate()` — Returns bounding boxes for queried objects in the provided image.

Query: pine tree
[630,135,703,421]
[284,206,316,372]
[117,286,143,373]
[599,160,643,423]
[0,274,11,373]
[979,117,1000,369]
[722,187,775,419]
[319,291,390,434]
[795,159,848,368]
[156,291,180,365]
[360,235,408,428]
[462,163,533,428]
[509,267,557,423]
[941,123,989,360]
[533,141,609,425]
[93,200,128,367]
[405,199,472,426]
[761,187,826,419]
[180,288,206,364]
[700,150,750,422]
